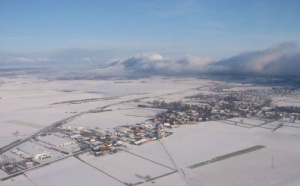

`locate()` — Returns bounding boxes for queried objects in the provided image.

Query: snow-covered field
[262,121,284,129]
[1,76,300,186]
[65,108,164,129]
[140,172,188,186]
[1,141,68,164]
[0,76,210,148]
[79,151,174,185]
[188,147,300,186]
[272,97,300,107]
[0,170,7,179]
[24,157,123,186]
[160,122,267,168]
[159,122,300,186]
[227,117,266,126]
[126,141,175,169]
[0,174,35,186]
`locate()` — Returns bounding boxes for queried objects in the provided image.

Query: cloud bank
[1,42,300,77]
[107,53,213,76]
[96,42,300,77]
[209,42,300,77]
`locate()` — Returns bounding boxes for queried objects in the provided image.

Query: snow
[155,121,300,186]
[187,147,300,186]
[65,108,163,129]
[0,136,25,149]
[262,121,283,129]
[0,175,35,186]
[25,157,123,186]
[2,141,67,163]
[159,122,264,168]
[285,122,300,128]
[127,141,175,169]
[0,170,8,179]
[1,76,300,186]
[227,117,266,126]
[0,76,210,144]
[139,172,188,186]
[79,151,174,185]
[274,126,300,138]
[273,97,300,107]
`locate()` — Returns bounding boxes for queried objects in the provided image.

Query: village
[1,85,300,177]
[141,86,300,123]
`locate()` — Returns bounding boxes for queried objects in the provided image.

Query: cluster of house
[154,110,205,126]
[61,121,173,156]
[3,121,172,159]
[114,122,172,145]
[256,107,300,122]
[1,132,83,174]
[1,144,52,174]
[2,86,299,175]
[186,87,300,121]
[11,148,52,160]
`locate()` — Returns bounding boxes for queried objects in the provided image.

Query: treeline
[274,106,300,113]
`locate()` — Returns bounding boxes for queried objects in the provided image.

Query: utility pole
[271,155,274,169]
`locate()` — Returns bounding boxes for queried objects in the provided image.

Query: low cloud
[100,42,300,77]
[0,48,120,66]
[1,42,300,77]
[108,53,213,76]
[209,42,300,77]
[7,57,51,63]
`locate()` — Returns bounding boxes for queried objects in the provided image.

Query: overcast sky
[1,0,300,73]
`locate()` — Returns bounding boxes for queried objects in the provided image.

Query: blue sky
[1,0,300,65]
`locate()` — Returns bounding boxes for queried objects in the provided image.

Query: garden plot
[284,122,300,128]
[274,126,300,138]
[79,151,174,185]
[227,117,266,126]
[273,97,300,107]
[235,123,254,128]
[221,119,256,129]
[261,121,283,129]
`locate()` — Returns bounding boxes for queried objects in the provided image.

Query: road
[1,149,89,181]
[0,94,156,155]
[0,113,83,154]
[0,87,198,181]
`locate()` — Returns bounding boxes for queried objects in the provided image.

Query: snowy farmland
[64,107,164,129]
[1,76,300,186]
[226,117,266,126]
[0,174,35,186]
[24,157,124,186]
[79,151,175,185]
[272,97,300,107]
[188,147,300,186]
[0,76,210,148]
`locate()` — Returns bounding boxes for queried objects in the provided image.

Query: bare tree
[12,131,19,136]
[144,175,151,182]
